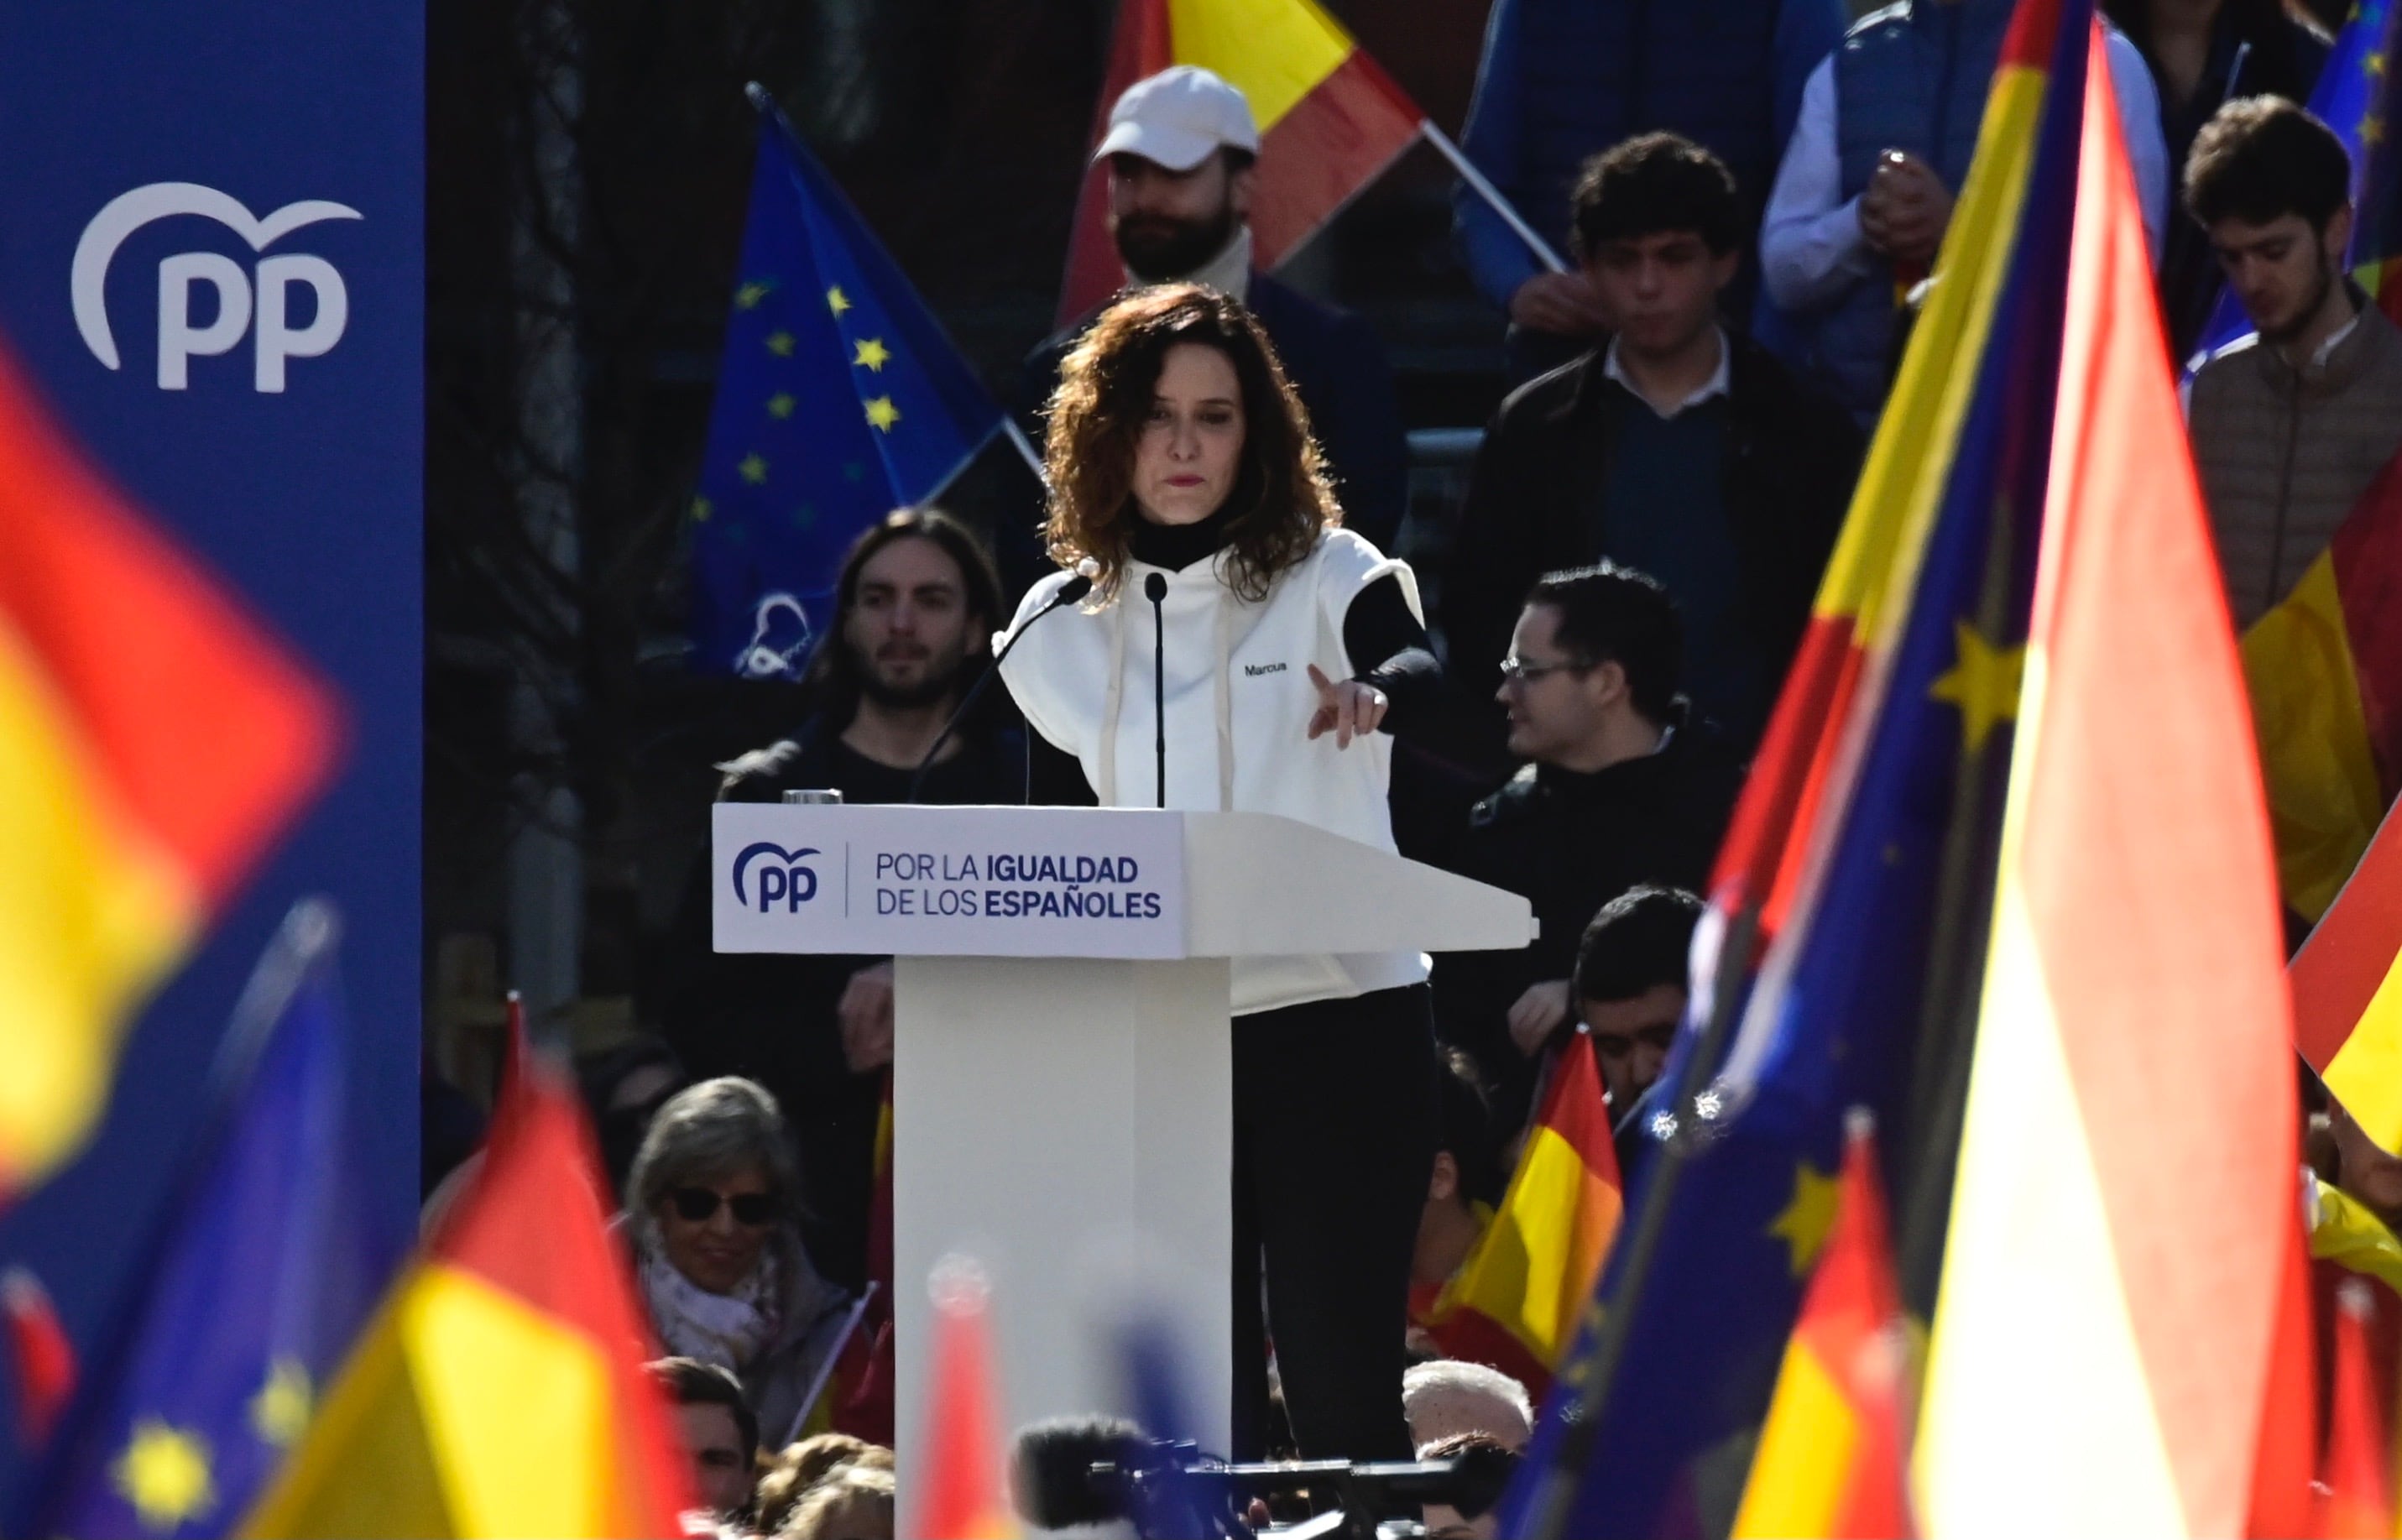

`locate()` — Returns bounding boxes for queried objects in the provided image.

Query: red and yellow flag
[1917,29,2302,1533]
[911,1259,1016,1539]
[1733,1110,1912,1540]
[0,343,337,1200]
[243,1058,692,1537]
[2290,799,2402,1155]
[1427,1030,1622,1397]
[1056,0,1423,324]
[2242,447,2402,921]
[2317,1281,2394,1539]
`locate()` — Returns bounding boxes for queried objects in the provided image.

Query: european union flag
[2191,0,2402,365]
[1503,3,2090,1533]
[690,88,1010,680]
[19,901,404,1539]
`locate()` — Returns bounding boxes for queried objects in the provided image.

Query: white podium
[712,804,1531,1504]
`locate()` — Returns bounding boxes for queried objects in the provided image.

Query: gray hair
[1402,1358,1534,1453]
[625,1077,802,1240]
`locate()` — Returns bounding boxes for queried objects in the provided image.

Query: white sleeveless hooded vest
[998,527,1429,1015]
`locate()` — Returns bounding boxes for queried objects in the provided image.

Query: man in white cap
[1021,65,1409,553]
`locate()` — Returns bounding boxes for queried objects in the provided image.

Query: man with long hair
[666,509,1021,1292]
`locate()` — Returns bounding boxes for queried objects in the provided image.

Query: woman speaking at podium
[999,284,1439,1463]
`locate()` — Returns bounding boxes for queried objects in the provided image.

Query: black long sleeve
[1342,573,1443,744]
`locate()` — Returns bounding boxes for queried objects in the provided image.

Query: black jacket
[1019,270,1411,555]
[1427,707,1747,1128]
[1439,335,1861,754]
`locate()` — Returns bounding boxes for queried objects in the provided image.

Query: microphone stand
[907,574,1091,802]
[1145,572,1167,808]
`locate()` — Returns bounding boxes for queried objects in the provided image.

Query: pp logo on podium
[72,182,363,393]
[732,842,822,912]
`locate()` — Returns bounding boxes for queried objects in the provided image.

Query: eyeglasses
[1590,1021,1679,1061]
[669,1187,778,1226]
[1497,655,1593,688]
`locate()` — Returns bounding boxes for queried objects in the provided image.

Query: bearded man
[1020,66,1409,552]
[665,508,1021,1291]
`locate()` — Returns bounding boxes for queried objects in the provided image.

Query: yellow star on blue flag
[688,89,1008,680]
[23,906,405,1540]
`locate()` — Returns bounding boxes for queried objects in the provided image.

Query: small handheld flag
[1731,1109,1913,1540]
[243,1033,692,1537]
[1427,1029,1621,1396]
[689,88,1010,681]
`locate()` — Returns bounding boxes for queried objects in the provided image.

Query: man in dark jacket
[1019,67,1408,556]
[1443,134,1862,757]
[1430,564,1745,1135]
[665,509,1022,1290]
[1453,0,1846,381]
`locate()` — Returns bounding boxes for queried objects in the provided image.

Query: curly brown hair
[1042,284,1339,603]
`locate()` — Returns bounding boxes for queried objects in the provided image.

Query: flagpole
[1893,504,2019,1318]
[1517,900,1762,1540]
[1001,417,1046,482]
[1422,124,1570,275]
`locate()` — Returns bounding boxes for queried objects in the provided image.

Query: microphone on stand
[1144,572,1168,809]
[907,572,1092,801]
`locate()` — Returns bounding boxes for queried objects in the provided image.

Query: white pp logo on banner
[72,182,361,392]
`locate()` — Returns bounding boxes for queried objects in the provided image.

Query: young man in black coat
[1430,564,1744,1135]
[664,509,1021,1290]
[1441,133,1861,758]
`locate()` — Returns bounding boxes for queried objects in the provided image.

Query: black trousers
[1230,983,1438,1463]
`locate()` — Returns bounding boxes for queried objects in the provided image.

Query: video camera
[1011,1416,1517,1539]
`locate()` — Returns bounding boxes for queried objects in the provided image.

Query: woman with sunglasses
[624,1077,853,1443]
[999,285,1447,1464]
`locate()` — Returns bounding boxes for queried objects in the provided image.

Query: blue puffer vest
[1801,0,2013,424]
[1511,0,1786,251]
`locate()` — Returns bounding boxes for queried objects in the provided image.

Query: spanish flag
[2318,1281,2394,1539]
[2240,447,2402,922]
[0,343,337,1202]
[1056,0,1422,323]
[243,1056,692,1537]
[1915,28,2301,1535]
[2291,801,2402,1154]
[1427,1030,1622,1397]
[911,1259,1016,1540]
[1732,1109,1912,1540]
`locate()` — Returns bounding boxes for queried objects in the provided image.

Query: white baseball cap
[1093,66,1261,172]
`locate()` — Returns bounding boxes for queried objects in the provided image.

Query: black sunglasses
[670,1187,777,1226]
[1591,1021,1679,1061]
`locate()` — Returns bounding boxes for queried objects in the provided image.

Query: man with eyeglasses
[1428,564,1742,1135]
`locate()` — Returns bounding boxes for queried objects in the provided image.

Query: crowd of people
[420,1,2402,1531]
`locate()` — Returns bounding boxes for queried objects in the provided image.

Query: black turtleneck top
[1027,511,1442,804]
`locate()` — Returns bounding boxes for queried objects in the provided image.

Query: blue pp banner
[0,0,420,1472]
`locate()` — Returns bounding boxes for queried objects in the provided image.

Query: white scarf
[639,1239,785,1374]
